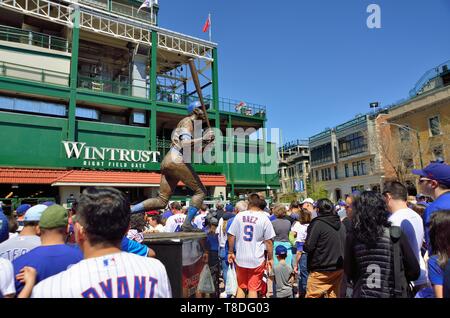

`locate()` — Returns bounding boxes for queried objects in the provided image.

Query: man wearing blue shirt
[412,162,450,252]
[0,207,9,243]
[13,205,83,294]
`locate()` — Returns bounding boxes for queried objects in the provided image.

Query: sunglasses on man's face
[419,178,432,184]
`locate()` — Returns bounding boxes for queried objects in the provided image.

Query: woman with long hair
[292,208,311,298]
[427,210,450,298]
[270,204,294,297]
[345,191,420,298]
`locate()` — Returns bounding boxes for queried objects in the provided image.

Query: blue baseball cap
[24,204,48,222]
[187,101,201,114]
[0,209,9,243]
[275,245,288,256]
[412,162,450,187]
[187,101,209,114]
[225,203,234,212]
[16,204,31,216]
[41,201,56,207]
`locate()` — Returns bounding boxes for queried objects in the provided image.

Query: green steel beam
[0,111,67,129]
[76,90,151,110]
[0,77,70,99]
[68,8,80,141]
[212,48,220,116]
[227,114,235,196]
[150,31,158,103]
[0,44,71,60]
[77,120,150,136]
[150,30,158,151]
[222,111,265,122]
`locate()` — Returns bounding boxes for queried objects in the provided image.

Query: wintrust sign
[62,141,160,170]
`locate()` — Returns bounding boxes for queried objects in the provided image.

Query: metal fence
[78,76,149,98]
[0,25,70,52]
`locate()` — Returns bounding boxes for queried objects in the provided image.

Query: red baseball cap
[145,210,159,216]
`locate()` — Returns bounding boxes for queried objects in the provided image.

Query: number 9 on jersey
[243,225,254,241]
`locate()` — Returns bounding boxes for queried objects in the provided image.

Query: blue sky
[158,0,450,144]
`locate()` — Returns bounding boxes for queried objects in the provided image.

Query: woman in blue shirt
[428,210,450,298]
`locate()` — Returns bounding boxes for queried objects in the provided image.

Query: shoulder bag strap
[389,226,403,297]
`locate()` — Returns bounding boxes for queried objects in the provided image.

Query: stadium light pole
[381,122,424,169]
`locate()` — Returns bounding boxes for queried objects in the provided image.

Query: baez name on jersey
[242,215,258,224]
[81,276,159,298]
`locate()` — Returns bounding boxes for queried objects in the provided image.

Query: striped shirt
[164,214,186,233]
[193,212,207,230]
[228,210,276,269]
[31,252,171,298]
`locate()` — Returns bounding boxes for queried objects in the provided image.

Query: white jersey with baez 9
[164,214,186,232]
[31,252,172,298]
[228,210,276,269]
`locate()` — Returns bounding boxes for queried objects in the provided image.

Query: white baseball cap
[24,204,48,222]
[301,198,314,205]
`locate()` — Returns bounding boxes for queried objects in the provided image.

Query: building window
[351,185,365,192]
[315,170,319,182]
[334,166,338,179]
[320,168,332,181]
[345,164,349,178]
[338,131,368,158]
[433,144,444,162]
[0,96,66,117]
[399,126,410,142]
[76,107,100,120]
[370,158,375,173]
[352,160,367,176]
[429,116,441,136]
[132,110,147,125]
[311,143,333,165]
[361,161,367,175]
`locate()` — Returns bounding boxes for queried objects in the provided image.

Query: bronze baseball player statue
[131,101,215,232]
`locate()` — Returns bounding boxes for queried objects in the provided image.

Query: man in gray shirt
[270,245,294,298]
[0,205,46,261]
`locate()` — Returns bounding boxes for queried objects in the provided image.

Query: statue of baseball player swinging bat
[131,60,215,232]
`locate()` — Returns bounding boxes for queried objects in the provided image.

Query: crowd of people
[217,161,450,298]
[0,161,449,298]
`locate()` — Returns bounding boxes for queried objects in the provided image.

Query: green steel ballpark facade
[0,0,278,207]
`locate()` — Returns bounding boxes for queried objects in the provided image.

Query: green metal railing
[0,25,70,52]
[0,61,70,86]
[156,88,213,108]
[218,97,266,118]
[111,1,156,24]
[79,0,108,10]
[156,88,266,118]
[335,115,367,132]
[309,129,332,143]
[78,76,149,98]
[78,0,157,24]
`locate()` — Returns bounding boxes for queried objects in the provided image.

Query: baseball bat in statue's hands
[188,59,211,130]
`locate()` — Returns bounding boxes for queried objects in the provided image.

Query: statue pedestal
[143,232,207,298]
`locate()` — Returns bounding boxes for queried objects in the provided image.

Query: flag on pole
[138,0,157,12]
[202,14,211,33]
